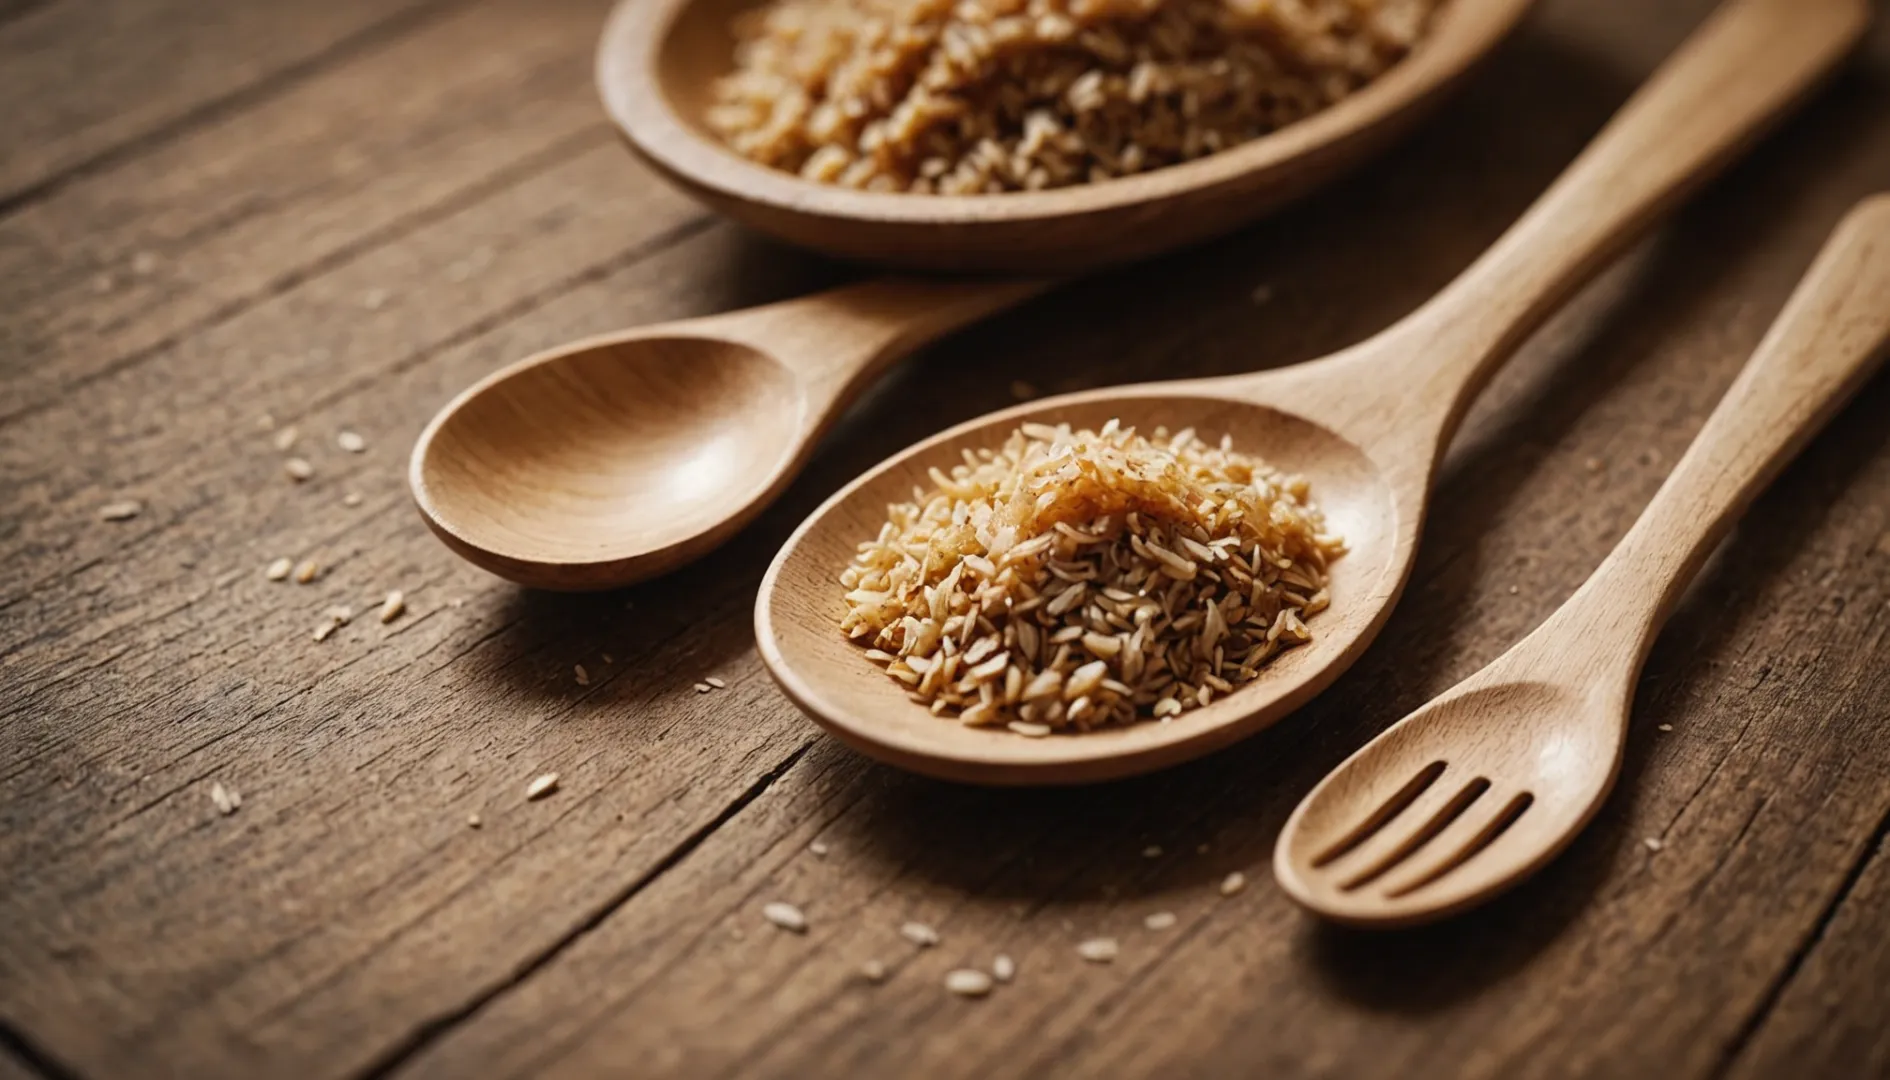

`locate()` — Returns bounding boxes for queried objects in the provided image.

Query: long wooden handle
[1387,0,1867,439]
[709,277,1051,404]
[1552,195,1890,667]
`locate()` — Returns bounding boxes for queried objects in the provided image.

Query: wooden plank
[385,10,1890,1080]
[0,146,726,1077]
[0,0,463,206]
[0,0,626,431]
[1723,827,1890,1080]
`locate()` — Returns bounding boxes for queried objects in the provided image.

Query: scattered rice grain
[285,457,314,482]
[1076,937,1118,963]
[210,782,241,815]
[992,954,1016,982]
[900,921,940,947]
[98,500,142,522]
[273,426,300,452]
[574,664,590,686]
[1144,911,1177,931]
[337,430,367,453]
[1643,837,1664,853]
[705,676,727,689]
[945,969,993,997]
[764,901,809,932]
[293,559,321,584]
[526,772,560,800]
[379,590,406,623]
[266,557,293,581]
[1219,871,1246,896]
[861,959,888,982]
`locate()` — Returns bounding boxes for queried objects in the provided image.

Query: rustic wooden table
[4,0,1889,1077]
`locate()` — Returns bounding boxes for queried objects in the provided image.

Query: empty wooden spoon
[599,0,1533,272]
[755,0,1868,784]
[411,279,1041,589]
[1273,194,1890,927]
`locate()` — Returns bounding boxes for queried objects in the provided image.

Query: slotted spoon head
[1273,678,1630,927]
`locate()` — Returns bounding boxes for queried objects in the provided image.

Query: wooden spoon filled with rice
[840,419,1343,736]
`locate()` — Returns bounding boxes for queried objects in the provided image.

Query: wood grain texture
[0,0,466,205]
[2,0,1888,1078]
[1726,828,1890,1080]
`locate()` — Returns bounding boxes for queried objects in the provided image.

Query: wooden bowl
[596,0,1534,273]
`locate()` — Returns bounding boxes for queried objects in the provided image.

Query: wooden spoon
[755,0,1868,785]
[410,279,1041,589]
[598,0,1534,272]
[1273,194,1890,927]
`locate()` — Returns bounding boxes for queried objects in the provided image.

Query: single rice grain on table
[709,0,1441,194]
[839,419,1342,734]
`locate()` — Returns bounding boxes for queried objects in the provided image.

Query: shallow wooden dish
[596,0,1532,272]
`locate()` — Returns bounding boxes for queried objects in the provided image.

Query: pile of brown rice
[839,420,1343,734]
[707,0,1441,194]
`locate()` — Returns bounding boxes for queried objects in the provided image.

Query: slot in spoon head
[1272,679,1624,927]
[755,384,1415,784]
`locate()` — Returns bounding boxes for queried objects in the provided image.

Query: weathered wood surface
[2,0,1887,1077]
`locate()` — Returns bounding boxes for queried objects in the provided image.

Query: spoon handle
[708,277,1050,404]
[1539,195,1890,675]
[1383,0,1867,439]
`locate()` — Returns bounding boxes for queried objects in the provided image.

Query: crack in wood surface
[350,742,817,1080]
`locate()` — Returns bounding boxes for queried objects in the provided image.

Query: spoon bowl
[412,332,808,589]
[411,280,1044,589]
[600,0,1534,272]
[758,385,1407,783]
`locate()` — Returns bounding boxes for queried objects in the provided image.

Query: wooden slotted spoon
[1273,194,1890,927]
